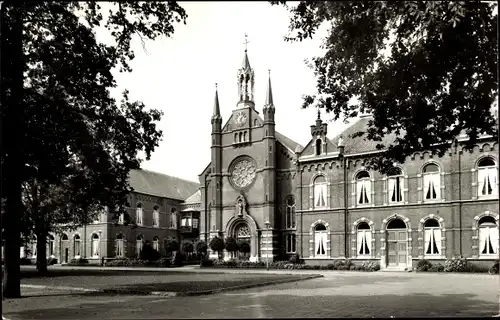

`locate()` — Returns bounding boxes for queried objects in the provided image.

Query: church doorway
[386,219,408,267]
[235,223,251,260]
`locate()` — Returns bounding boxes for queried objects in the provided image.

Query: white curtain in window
[479,227,488,255]
[357,180,370,204]
[357,230,371,255]
[136,208,143,225]
[74,240,80,257]
[116,240,124,257]
[33,242,37,257]
[118,213,124,224]
[153,211,159,226]
[424,228,441,255]
[314,232,327,257]
[314,184,327,208]
[389,177,403,202]
[424,174,440,200]
[153,240,159,251]
[136,240,143,255]
[479,168,498,196]
[92,239,99,257]
[491,227,499,254]
[480,226,498,255]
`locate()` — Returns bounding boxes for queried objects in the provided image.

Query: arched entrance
[235,222,251,260]
[386,218,407,267]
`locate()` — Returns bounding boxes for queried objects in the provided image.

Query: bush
[289,253,302,264]
[444,257,471,272]
[47,257,58,265]
[333,259,352,270]
[416,259,433,272]
[164,237,179,256]
[429,263,445,272]
[360,261,380,272]
[68,258,89,266]
[209,236,225,259]
[139,243,161,262]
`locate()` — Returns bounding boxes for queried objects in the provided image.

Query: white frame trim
[472,211,499,258]
[309,219,331,258]
[381,214,412,268]
[351,217,375,258]
[418,214,446,259]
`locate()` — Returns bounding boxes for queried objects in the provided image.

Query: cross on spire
[243,33,250,52]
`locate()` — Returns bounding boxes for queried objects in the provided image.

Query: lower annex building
[27,48,498,271]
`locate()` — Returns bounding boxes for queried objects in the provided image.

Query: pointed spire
[265,69,274,107]
[241,33,251,70]
[212,83,221,119]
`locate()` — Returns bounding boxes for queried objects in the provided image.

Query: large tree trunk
[2,5,24,298]
[35,229,48,275]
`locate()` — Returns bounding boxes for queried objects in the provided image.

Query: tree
[224,236,239,259]
[237,240,250,260]
[195,240,208,261]
[270,1,498,173]
[209,236,225,260]
[1,1,187,297]
[164,237,179,257]
[139,242,161,262]
[181,241,194,259]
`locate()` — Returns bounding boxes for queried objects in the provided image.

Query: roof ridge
[133,168,199,185]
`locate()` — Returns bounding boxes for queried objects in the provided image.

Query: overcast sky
[99,1,353,183]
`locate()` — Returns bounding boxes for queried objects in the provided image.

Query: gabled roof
[276,131,304,153]
[128,169,200,201]
[330,115,399,155]
[184,190,201,204]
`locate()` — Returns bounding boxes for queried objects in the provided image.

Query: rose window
[230,158,257,189]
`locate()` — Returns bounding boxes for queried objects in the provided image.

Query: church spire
[264,69,274,107]
[212,83,221,121]
[237,33,255,107]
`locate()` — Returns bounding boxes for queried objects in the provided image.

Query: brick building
[197,49,499,270]
[28,169,200,264]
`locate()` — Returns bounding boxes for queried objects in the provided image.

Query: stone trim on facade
[350,217,376,259]
[417,213,446,259]
[471,210,499,258]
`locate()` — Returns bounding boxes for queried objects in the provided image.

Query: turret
[236,34,255,109]
[310,109,328,156]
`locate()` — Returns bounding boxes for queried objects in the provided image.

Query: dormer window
[315,139,322,156]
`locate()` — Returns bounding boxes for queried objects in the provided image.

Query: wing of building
[26,48,498,271]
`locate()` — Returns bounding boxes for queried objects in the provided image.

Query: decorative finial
[317,107,321,120]
[215,82,218,90]
[268,69,271,76]
[243,33,250,52]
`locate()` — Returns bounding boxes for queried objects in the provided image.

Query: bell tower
[310,109,328,156]
[236,34,255,110]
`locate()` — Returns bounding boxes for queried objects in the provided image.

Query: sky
[97,1,353,183]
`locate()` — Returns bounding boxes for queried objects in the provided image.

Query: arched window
[61,234,69,241]
[423,163,440,201]
[136,203,143,225]
[388,168,404,203]
[313,175,328,209]
[234,133,238,142]
[91,233,100,257]
[424,219,441,256]
[315,139,322,156]
[479,216,498,256]
[153,236,160,252]
[48,234,55,256]
[118,211,125,224]
[285,196,296,229]
[73,235,81,258]
[170,208,178,229]
[314,224,327,257]
[116,234,124,257]
[153,205,160,227]
[478,158,497,198]
[239,132,242,143]
[243,131,247,142]
[254,119,258,126]
[357,222,371,256]
[286,233,296,254]
[356,171,371,205]
[136,235,144,256]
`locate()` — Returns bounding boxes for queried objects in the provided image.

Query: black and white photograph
[1,1,499,319]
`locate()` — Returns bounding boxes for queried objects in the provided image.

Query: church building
[197,48,499,270]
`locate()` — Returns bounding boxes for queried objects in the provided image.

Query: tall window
[313,175,328,209]
[314,224,327,257]
[32,236,37,258]
[136,203,143,225]
[181,215,192,227]
[285,234,296,253]
[136,235,144,256]
[478,158,498,198]
[116,234,124,257]
[285,196,296,229]
[357,222,371,256]
[91,234,100,257]
[424,219,441,256]
[192,218,199,229]
[170,208,178,229]
[73,235,81,257]
[479,216,498,256]
[388,168,404,204]
[48,234,55,256]
[423,163,440,201]
[356,171,371,205]
[118,212,124,224]
[153,236,160,252]
[315,139,322,155]
[153,205,160,227]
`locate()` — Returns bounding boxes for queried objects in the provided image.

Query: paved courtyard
[3,267,500,319]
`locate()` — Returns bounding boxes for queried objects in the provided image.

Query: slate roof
[128,169,200,201]
[330,115,400,155]
[276,131,304,153]
[184,190,201,204]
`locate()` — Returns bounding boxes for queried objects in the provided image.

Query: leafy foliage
[1,1,187,297]
[224,237,239,253]
[181,241,194,254]
[139,243,161,262]
[164,237,179,255]
[209,236,225,258]
[270,1,498,173]
[195,240,208,255]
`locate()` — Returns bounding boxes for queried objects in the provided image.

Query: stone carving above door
[235,194,248,218]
